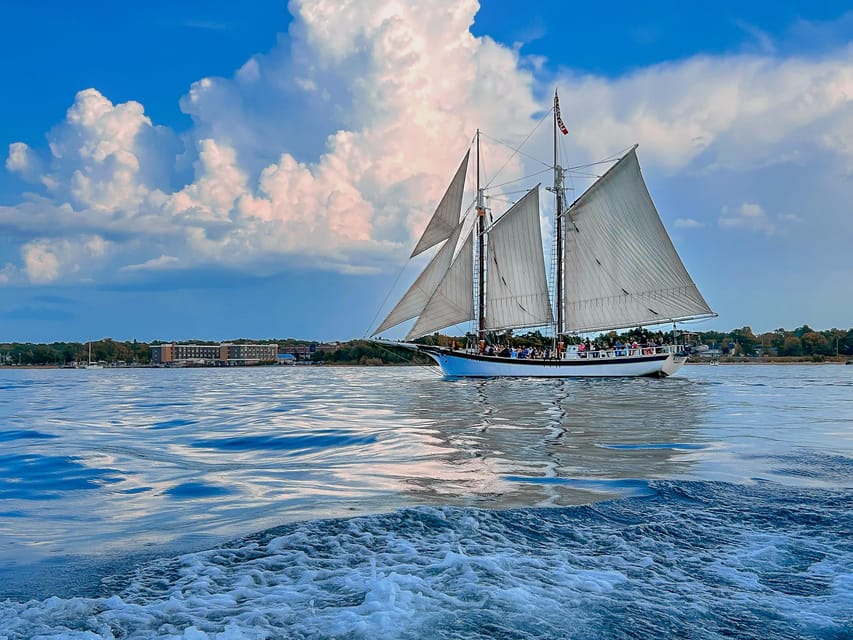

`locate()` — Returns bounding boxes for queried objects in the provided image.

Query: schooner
[371,92,715,377]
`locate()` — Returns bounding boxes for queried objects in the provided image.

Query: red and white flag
[554,95,568,135]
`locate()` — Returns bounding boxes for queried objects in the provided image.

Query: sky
[1,0,851,343]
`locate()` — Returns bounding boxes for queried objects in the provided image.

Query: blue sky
[1,1,851,343]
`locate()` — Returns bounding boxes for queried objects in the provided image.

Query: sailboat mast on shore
[371,92,715,377]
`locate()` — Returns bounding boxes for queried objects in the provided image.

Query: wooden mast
[554,90,564,338]
[476,129,486,342]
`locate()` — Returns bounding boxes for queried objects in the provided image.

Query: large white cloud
[2,0,852,289]
[21,235,110,284]
[555,51,853,176]
[33,89,179,214]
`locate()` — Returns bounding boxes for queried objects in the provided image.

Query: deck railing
[460,344,684,360]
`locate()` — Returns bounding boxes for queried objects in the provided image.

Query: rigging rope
[479,107,552,187]
[367,340,444,376]
[364,257,413,339]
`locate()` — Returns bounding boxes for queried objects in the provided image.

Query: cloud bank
[2,0,852,287]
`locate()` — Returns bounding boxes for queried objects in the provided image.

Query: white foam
[1,496,851,639]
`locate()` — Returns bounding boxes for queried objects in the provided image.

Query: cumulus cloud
[166,139,247,220]
[121,255,181,272]
[674,218,705,228]
[718,202,776,234]
[1,0,852,288]
[716,202,805,237]
[557,52,853,173]
[22,241,61,283]
[21,235,111,283]
[6,142,42,180]
[39,89,180,213]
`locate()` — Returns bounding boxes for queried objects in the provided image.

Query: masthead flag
[554,95,569,135]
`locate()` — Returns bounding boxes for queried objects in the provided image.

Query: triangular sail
[562,147,714,333]
[372,222,464,335]
[485,187,554,331]
[406,230,474,340]
[411,150,470,257]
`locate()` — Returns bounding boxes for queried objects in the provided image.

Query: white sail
[410,151,470,258]
[407,230,474,340]
[485,187,554,331]
[562,146,714,333]
[373,222,464,335]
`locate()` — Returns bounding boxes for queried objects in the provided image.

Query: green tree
[801,332,828,356]
[793,324,814,338]
[781,336,804,356]
[731,326,758,356]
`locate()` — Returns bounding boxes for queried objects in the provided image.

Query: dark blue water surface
[0,365,850,638]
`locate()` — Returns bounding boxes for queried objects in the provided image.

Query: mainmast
[552,91,565,337]
[476,129,486,342]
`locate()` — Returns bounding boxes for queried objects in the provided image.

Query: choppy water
[0,364,851,638]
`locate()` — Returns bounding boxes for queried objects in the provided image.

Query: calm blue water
[0,364,850,638]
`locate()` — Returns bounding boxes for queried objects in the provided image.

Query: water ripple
[0,363,850,607]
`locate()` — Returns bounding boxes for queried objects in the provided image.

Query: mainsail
[410,151,470,258]
[485,186,553,331]
[562,146,714,333]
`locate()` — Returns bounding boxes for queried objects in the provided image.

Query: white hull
[385,342,686,378]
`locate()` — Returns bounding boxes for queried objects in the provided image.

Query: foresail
[372,222,464,335]
[406,230,474,340]
[562,147,714,333]
[411,150,470,258]
[485,187,554,332]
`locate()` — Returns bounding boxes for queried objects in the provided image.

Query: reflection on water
[394,375,708,507]
[0,363,850,597]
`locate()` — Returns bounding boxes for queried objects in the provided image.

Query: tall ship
[371,93,715,377]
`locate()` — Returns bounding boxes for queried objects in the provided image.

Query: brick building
[151,343,278,366]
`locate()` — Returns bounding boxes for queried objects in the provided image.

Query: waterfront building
[280,344,314,359]
[151,343,278,366]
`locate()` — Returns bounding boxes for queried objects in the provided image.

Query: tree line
[0,339,151,366]
[0,338,428,366]
[1,325,850,366]
[688,325,853,358]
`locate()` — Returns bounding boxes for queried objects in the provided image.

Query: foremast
[476,129,486,343]
[373,122,559,344]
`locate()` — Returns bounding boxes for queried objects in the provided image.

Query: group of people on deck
[457,331,672,360]
[578,337,638,358]
[484,345,557,359]
[577,334,668,358]
[449,331,673,360]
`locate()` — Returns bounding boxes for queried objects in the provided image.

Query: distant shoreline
[687,356,851,365]
[2,359,850,370]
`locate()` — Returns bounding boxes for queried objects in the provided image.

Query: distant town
[1,324,851,368]
[0,339,346,368]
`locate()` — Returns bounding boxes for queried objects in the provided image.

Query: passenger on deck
[578,342,586,358]
[498,347,511,358]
